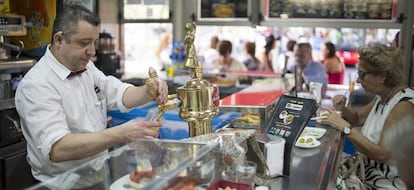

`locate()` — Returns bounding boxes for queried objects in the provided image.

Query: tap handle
[145,67,160,103]
[148,67,158,78]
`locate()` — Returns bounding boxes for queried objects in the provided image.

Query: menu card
[267,0,397,20]
[265,95,317,175]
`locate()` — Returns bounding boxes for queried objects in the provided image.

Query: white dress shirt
[15,46,132,182]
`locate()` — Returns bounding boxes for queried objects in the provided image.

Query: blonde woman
[324,43,414,189]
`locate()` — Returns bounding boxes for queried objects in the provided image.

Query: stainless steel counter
[271,125,343,190]
[26,125,343,190]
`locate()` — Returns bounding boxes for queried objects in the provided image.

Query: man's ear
[53,31,64,45]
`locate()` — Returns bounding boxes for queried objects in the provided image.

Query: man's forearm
[122,86,153,108]
[49,127,123,162]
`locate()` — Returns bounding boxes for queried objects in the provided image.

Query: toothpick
[310,115,328,120]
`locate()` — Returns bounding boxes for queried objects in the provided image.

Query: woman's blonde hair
[155,33,171,57]
[357,43,404,87]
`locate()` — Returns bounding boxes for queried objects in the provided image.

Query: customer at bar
[321,42,345,84]
[294,42,328,86]
[14,4,168,183]
[384,117,414,190]
[155,33,172,71]
[323,43,414,189]
[243,41,262,71]
[260,34,280,72]
[274,39,296,74]
[202,36,220,70]
[213,40,248,80]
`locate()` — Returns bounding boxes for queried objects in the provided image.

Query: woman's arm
[349,101,414,162]
[333,95,375,126]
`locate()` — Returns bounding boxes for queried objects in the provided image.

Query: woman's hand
[332,95,347,111]
[322,111,350,132]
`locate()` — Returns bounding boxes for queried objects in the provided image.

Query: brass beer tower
[146,22,219,137]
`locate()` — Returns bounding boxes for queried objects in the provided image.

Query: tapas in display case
[267,0,397,20]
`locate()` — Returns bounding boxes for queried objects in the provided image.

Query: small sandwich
[124,167,156,189]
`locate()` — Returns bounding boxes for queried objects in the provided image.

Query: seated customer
[323,43,414,189]
[213,40,248,80]
[384,117,414,190]
[202,36,220,70]
[294,42,328,86]
[321,42,345,84]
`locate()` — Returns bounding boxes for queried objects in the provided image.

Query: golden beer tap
[178,22,219,137]
[145,67,179,121]
[145,22,219,137]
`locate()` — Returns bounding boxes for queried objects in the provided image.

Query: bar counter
[27,126,343,190]
[270,125,343,190]
[26,77,344,189]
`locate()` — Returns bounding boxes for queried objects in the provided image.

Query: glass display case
[266,0,398,20]
[198,0,249,21]
[27,139,220,190]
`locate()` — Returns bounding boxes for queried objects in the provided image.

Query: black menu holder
[264,95,317,176]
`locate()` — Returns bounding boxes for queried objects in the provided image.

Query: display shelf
[0,99,15,111]
[0,58,35,74]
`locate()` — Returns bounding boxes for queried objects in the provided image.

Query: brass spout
[156,95,180,121]
[145,67,180,121]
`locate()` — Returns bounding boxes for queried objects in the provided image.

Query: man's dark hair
[52,4,100,43]
[218,40,232,56]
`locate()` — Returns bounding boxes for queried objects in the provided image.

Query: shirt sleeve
[15,80,71,161]
[304,61,328,86]
[89,64,133,112]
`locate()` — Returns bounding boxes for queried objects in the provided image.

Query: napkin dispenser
[254,134,285,177]
[264,137,285,177]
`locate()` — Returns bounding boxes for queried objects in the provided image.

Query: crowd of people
[12,3,414,190]
[199,34,352,87]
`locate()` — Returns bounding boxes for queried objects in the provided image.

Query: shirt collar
[44,45,88,80]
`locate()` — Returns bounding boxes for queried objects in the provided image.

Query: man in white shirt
[15,4,168,183]
[202,36,220,70]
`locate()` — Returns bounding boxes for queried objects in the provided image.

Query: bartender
[14,4,168,183]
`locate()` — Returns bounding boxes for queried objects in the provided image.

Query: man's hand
[119,119,162,142]
[155,78,168,104]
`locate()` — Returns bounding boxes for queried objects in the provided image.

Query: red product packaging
[207,179,253,190]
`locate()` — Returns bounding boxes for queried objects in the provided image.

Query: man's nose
[86,43,96,56]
